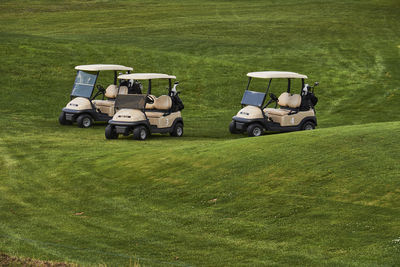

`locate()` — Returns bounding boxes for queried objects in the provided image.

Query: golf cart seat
[93,85,130,105]
[93,100,115,116]
[155,95,172,110]
[264,108,291,116]
[145,95,172,110]
[264,92,301,116]
[118,86,128,95]
[92,84,122,115]
[104,84,118,99]
[93,85,117,103]
[145,95,172,118]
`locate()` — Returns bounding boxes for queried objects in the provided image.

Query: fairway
[1,0,400,266]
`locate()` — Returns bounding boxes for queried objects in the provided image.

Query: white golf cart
[105,73,184,140]
[59,64,133,128]
[229,71,319,137]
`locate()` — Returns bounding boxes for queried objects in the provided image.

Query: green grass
[0,0,400,266]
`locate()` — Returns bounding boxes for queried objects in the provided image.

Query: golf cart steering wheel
[90,84,106,100]
[261,93,279,109]
[146,95,155,104]
[269,93,278,102]
[96,84,105,93]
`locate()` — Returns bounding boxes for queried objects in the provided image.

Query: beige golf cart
[105,73,184,140]
[59,64,133,128]
[229,71,319,137]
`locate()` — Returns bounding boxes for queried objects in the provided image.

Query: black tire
[247,123,263,137]
[302,121,315,130]
[229,121,239,134]
[77,114,93,128]
[170,122,184,137]
[133,126,148,140]
[105,125,118,139]
[59,112,72,125]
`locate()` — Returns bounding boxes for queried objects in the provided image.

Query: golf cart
[229,71,319,137]
[105,73,184,140]
[59,64,133,128]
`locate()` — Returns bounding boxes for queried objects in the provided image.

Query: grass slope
[1,118,400,266]
[0,0,400,266]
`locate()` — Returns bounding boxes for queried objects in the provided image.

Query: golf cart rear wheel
[302,121,315,130]
[133,126,148,140]
[171,122,183,137]
[77,114,93,128]
[247,123,263,137]
[59,112,72,125]
[229,121,239,134]
[105,125,118,139]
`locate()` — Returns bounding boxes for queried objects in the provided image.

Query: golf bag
[171,94,184,112]
[128,81,143,94]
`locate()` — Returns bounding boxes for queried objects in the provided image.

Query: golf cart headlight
[118,115,131,118]
[69,103,79,107]
[240,111,250,116]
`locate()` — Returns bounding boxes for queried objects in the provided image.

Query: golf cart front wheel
[133,126,148,140]
[171,123,183,137]
[302,121,315,130]
[247,123,263,137]
[105,125,118,139]
[59,112,72,125]
[77,114,93,128]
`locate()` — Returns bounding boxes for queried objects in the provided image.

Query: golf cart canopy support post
[246,77,252,90]
[145,78,173,95]
[148,79,151,95]
[245,77,272,94]
[266,78,272,95]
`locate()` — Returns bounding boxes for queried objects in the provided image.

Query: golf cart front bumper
[232,120,246,131]
[232,116,266,131]
[108,120,148,134]
[62,108,92,121]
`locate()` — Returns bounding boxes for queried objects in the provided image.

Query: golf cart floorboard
[150,125,173,133]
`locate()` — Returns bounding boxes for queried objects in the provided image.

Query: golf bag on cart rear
[300,84,318,110]
[170,82,184,112]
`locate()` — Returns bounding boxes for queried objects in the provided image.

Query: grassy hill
[1,118,400,266]
[0,0,399,266]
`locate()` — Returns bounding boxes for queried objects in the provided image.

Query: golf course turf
[0,0,399,266]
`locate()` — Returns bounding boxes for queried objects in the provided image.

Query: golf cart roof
[118,73,176,80]
[247,71,308,79]
[75,64,133,71]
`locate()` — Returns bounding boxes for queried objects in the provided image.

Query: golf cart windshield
[241,90,266,107]
[115,94,147,109]
[71,70,97,98]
